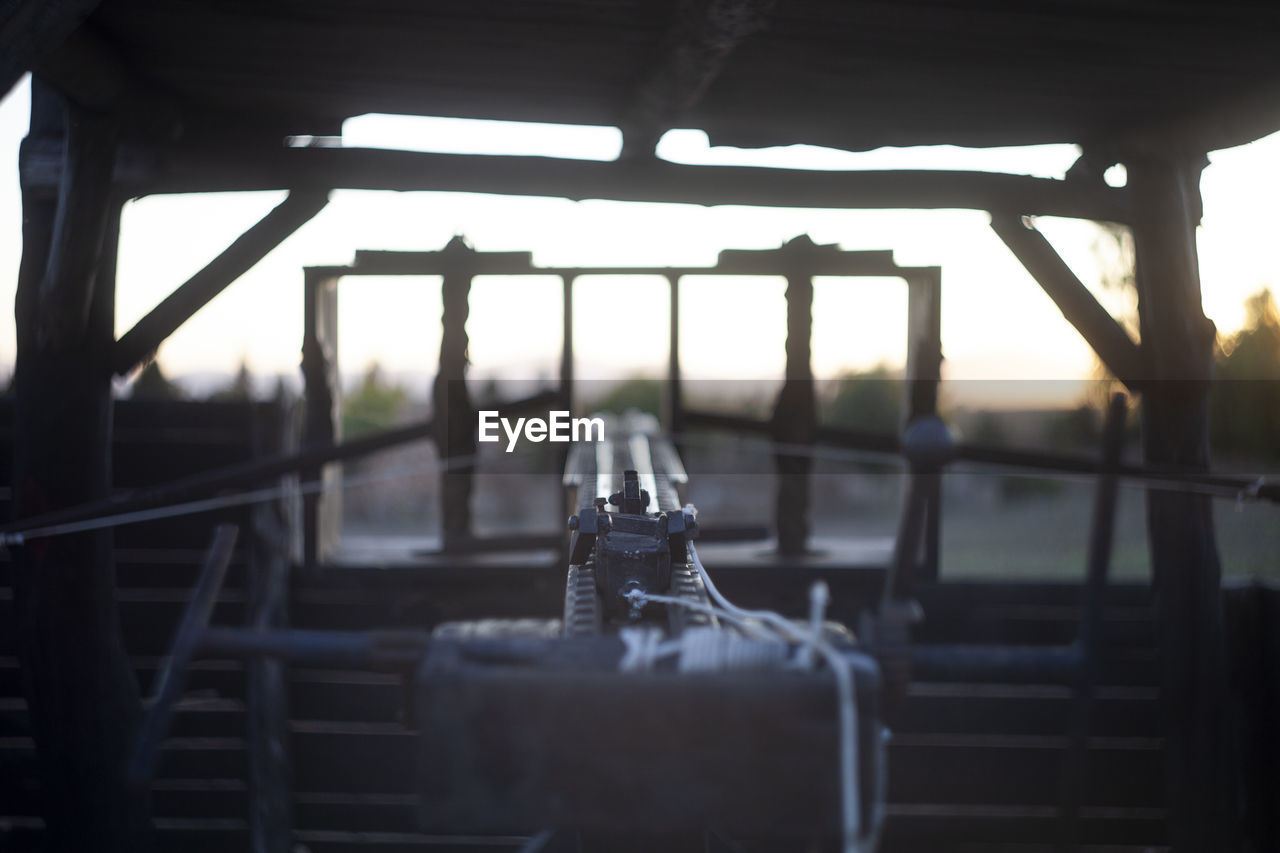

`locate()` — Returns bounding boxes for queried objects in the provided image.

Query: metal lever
[128,523,239,782]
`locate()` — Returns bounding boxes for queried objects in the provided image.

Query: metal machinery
[131,413,887,852]
[415,414,884,848]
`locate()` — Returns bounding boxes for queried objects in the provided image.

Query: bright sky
[1,76,1278,404]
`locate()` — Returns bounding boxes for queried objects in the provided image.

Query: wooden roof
[12,0,1280,156]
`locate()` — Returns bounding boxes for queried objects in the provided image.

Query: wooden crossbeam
[20,139,1132,222]
[620,0,775,158]
[991,213,1147,388]
[112,189,330,376]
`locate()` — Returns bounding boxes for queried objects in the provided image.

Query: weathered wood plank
[772,236,818,555]
[10,87,153,850]
[434,237,476,551]
[990,214,1147,389]
[34,101,117,348]
[1127,151,1236,852]
[19,139,1133,222]
[113,190,329,377]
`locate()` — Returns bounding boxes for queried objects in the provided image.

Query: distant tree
[1044,403,1101,450]
[476,377,501,408]
[131,360,185,400]
[342,362,408,438]
[208,360,254,402]
[1211,287,1280,461]
[1083,224,1139,405]
[966,410,1007,445]
[587,376,662,417]
[822,364,901,434]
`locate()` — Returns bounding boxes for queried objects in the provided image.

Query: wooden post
[904,269,943,581]
[1127,152,1238,851]
[666,274,684,440]
[559,275,576,557]
[434,236,476,552]
[560,274,575,414]
[772,237,817,557]
[11,89,154,851]
[301,269,341,568]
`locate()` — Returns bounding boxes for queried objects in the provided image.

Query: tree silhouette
[342,362,408,438]
[131,360,184,400]
[208,360,254,402]
[822,364,901,434]
[1211,288,1280,462]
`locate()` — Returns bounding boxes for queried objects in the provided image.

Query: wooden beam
[301,269,340,568]
[433,236,476,552]
[991,213,1147,389]
[1127,152,1237,852]
[20,139,1133,222]
[113,189,330,376]
[561,274,575,412]
[666,274,683,436]
[0,0,100,99]
[12,89,153,849]
[620,0,774,159]
[37,102,117,348]
[903,268,943,583]
[771,236,818,556]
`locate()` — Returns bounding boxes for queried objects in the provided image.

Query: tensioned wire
[0,430,1272,546]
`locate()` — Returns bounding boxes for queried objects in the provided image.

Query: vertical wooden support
[666,273,684,440]
[559,275,576,552]
[247,399,294,853]
[301,269,341,567]
[1127,152,1238,852]
[904,268,943,581]
[434,236,476,552]
[560,274,576,414]
[772,237,817,557]
[11,89,154,851]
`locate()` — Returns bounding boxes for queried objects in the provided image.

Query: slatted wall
[0,398,289,852]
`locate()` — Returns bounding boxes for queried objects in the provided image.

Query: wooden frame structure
[4,2,1277,850]
[7,99,1243,853]
[299,237,941,568]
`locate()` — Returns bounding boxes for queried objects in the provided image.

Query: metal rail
[129,524,239,782]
